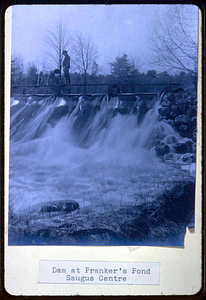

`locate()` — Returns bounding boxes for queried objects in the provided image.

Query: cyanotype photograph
[8,4,198,246]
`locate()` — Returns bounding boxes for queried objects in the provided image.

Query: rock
[174,114,190,126]
[171,105,181,114]
[40,200,79,214]
[157,181,195,224]
[164,153,174,160]
[155,142,170,157]
[158,107,170,116]
[40,204,61,213]
[192,129,197,142]
[165,135,178,144]
[185,140,193,152]
[155,132,165,140]
[159,116,168,122]
[179,125,191,137]
[192,143,196,154]
[179,124,189,133]
[182,153,194,163]
[173,143,188,154]
[60,200,79,213]
[186,106,196,118]
[165,93,175,103]
[176,99,189,113]
[59,223,73,228]
[169,111,178,119]
[161,100,173,107]
[191,116,197,127]
[173,88,184,94]
[164,119,174,127]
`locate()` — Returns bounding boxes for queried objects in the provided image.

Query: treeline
[11,54,197,95]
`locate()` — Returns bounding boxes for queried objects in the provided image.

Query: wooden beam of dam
[11,83,181,88]
[12,92,159,99]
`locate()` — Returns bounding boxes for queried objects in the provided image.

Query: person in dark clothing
[48,69,61,85]
[62,50,71,85]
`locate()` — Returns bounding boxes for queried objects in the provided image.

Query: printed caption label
[38,260,160,285]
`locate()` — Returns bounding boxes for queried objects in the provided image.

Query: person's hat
[62,50,68,54]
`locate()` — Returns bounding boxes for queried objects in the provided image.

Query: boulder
[155,142,170,157]
[165,135,178,144]
[176,99,189,113]
[159,116,168,122]
[164,153,174,160]
[171,105,181,114]
[169,111,178,119]
[191,116,197,127]
[186,106,196,118]
[182,153,194,163]
[158,107,170,116]
[173,142,188,154]
[173,87,184,94]
[164,119,174,127]
[155,132,165,140]
[60,201,79,213]
[179,125,191,137]
[164,93,175,103]
[40,200,79,214]
[161,99,173,107]
[40,204,61,213]
[179,124,189,133]
[185,140,193,152]
[192,129,197,142]
[192,143,196,154]
[174,114,190,126]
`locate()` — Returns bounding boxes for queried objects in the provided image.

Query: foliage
[110,54,141,85]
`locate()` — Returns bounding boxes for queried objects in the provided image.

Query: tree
[149,5,198,76]
[91,60,101,76]
[26,63,38,85]
[44,19,71,74]
[72,33,99,92]
[110,54,141,91]
[11,55,25,85]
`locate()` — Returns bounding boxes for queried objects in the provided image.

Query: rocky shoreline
[154,86,197,165]
[8,180,195,246]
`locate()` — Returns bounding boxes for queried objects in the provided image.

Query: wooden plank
[12,92,157,98]
[11,83,181,88]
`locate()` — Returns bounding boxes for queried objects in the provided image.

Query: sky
[10,4,198,74]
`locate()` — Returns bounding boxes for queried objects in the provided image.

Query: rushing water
[9,95,192,216]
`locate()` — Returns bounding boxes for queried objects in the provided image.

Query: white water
[9,96,191,214]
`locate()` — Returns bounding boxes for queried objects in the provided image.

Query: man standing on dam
[62,50,71,85]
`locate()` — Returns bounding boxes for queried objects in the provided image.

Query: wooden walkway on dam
[11,83,181,100]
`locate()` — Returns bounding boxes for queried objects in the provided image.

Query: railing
[11,83,181,99]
